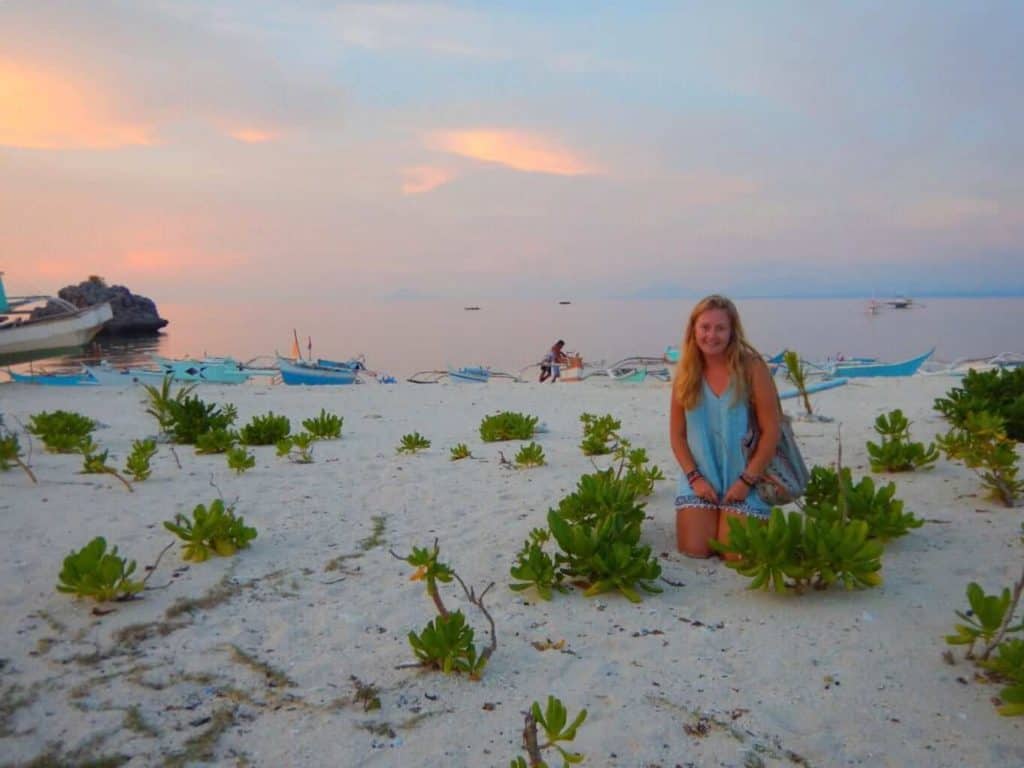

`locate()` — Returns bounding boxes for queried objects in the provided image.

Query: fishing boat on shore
[277,356,359,385]
[0,273,113,365]
[830,348,934,378]
[7,368,97,386]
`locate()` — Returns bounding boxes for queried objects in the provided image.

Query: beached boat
[448,365,491,383]
[831,349,934,378]
[278,357,358,385]
[0,273,113,365]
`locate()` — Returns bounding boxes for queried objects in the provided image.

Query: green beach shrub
[398,432,431,453]
[240,412,291,445]
[937,411,1023,507]
[195,428,239,455]
[934,367,1024,441]
[164,499,258,562]
[866,409,939,472]
[0,430,37,483]
[802,466,923,542]
[27,410,95,453]
[509,696,588,768]
[81,445,133,492]
[165,396,237,445]
[302,409,343,439]
[226,446,256,474]
[124,438,158,481]
[514,442,546,468]
[277,432,315,463]
[143,376,197,434]
[479,412,538,442]
[509,529,567,601]
[449,443,472,461]
[57,537,143,602]
[579,412,621,455]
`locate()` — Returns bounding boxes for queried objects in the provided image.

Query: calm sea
[8,297,1024,380]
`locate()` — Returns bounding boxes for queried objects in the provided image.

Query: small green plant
[164,499,258,562]
[937,411,1023,507]
[803,466,923,541]
[302,409,343,439]
[509,529,567,601]
[143,376,198,434]
[124,438,158,481]
[57,537,144,602]
[240,411,291,445]
[0,430,37,483]
[226,446,256,474]
[27,410,96,453]
[515,442,546,468]
[165,395,237,445]
[783,349,813,416]
[934,367,1024,441]
[714,508,883,593]
[619,446,665,497]
[579,412,621,456]
[981,639,1024,716]
[866,409,939,472]
[398,432,431,454]
[195,428,239,455]
[81,444,133,492]
[479,412,538,442]
[510,695,588,768]
[450,443,472,461]
[276,433,315,463]
[392,540,496,679]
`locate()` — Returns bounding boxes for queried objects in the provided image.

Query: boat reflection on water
[8,334,168,378]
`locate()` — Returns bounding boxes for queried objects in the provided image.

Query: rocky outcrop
[31,278,169,335]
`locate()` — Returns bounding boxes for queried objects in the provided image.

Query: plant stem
[522,711,544,767]
[15,457,37,484]
[980,562,1024,660]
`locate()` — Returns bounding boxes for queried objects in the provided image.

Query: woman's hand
[692,476,719,504]
[723,479,751,505]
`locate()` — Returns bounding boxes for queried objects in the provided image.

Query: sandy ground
[0,375,1022,767]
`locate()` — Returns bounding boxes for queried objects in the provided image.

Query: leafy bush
[946,582,1022,656]
[579,412,621,455]
[195,428,239,455]
[226,446,256,474]
[81,445,133,492]
[164,499,258,562]
[57,537,143,602]
[124,438,158,481]
[515,442,546,468]
[935,367,1024,441]
[397,541,496,679]
[937,411,1023,507]
[302,409,343,439]
[982,639,1024,717]
[450,443,472,461]
[276,433,315,463]
[143,376,197,434]
[0,430,37,483]
[509,529,567,600]
[714,509,883,593]
[27,410,95,453]
[165,396,237,445]
[479,412,538,442]
[802,466,923,541]
[866,409,939,472]
[509,696,587,768]
[240,412,291,445]
[398,432,431,454]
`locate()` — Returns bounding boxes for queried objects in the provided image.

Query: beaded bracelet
[739,472,759,488]
[686,468,703,484]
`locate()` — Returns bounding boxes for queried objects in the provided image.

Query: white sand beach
[1,376,1022,767]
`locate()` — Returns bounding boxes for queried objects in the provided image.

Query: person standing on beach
[669,295,780,557]
[539,340,569,383]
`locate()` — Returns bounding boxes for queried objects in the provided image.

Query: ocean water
[9,296,1024,379]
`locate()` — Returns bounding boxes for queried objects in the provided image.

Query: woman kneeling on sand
[669,295,780,558]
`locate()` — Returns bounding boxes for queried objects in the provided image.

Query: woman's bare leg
[676,506,720,558]
[716,509,746,561]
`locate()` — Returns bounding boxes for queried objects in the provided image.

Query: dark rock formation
[30,278,169,335]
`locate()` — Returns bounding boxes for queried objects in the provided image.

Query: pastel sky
[2,1,1022,301]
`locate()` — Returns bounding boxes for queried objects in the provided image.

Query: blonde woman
[669,295,780,557]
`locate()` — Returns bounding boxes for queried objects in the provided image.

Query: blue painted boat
[83,362,167,386]
[8,368,97,386]
[448,366,490,383]
[832,349,934,378]
[778,377,848,400]
[152,355,277,383]
[278,357,357,385]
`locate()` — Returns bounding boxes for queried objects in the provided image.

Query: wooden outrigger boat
[831,349,933,378]
[277,356,358,385]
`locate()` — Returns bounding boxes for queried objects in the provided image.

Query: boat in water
[277,356,359,385]
[0,273,113,365]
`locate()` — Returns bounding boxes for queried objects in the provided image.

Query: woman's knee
[676,506,719,557]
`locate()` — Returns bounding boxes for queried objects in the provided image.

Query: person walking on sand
[669,295,781,558]
[539,340,569,383]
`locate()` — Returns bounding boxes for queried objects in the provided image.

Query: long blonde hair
[672,294,761,410]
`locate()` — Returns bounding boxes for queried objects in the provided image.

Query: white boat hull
[0,302,113,362]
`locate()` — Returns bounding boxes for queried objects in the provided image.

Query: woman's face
[694,308,732,358]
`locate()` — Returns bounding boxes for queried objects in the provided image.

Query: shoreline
[1,377,1022,766]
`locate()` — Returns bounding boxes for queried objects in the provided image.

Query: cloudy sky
[2,1,1021,301]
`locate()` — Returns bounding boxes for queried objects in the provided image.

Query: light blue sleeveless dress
[674,378,772,519]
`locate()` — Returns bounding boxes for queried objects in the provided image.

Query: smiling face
[694,308,733,359]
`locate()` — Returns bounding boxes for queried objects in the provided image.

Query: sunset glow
[428,130,596,176]
[401,165,456,195]
[0,59,152,150]
[227,128,280,144]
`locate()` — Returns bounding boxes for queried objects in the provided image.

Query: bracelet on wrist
[739,472,758,488]
[686,468,703,484]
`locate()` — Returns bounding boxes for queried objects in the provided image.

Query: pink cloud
[428,129,597,176]
[227,127,280,144]
[401,165,456,195]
